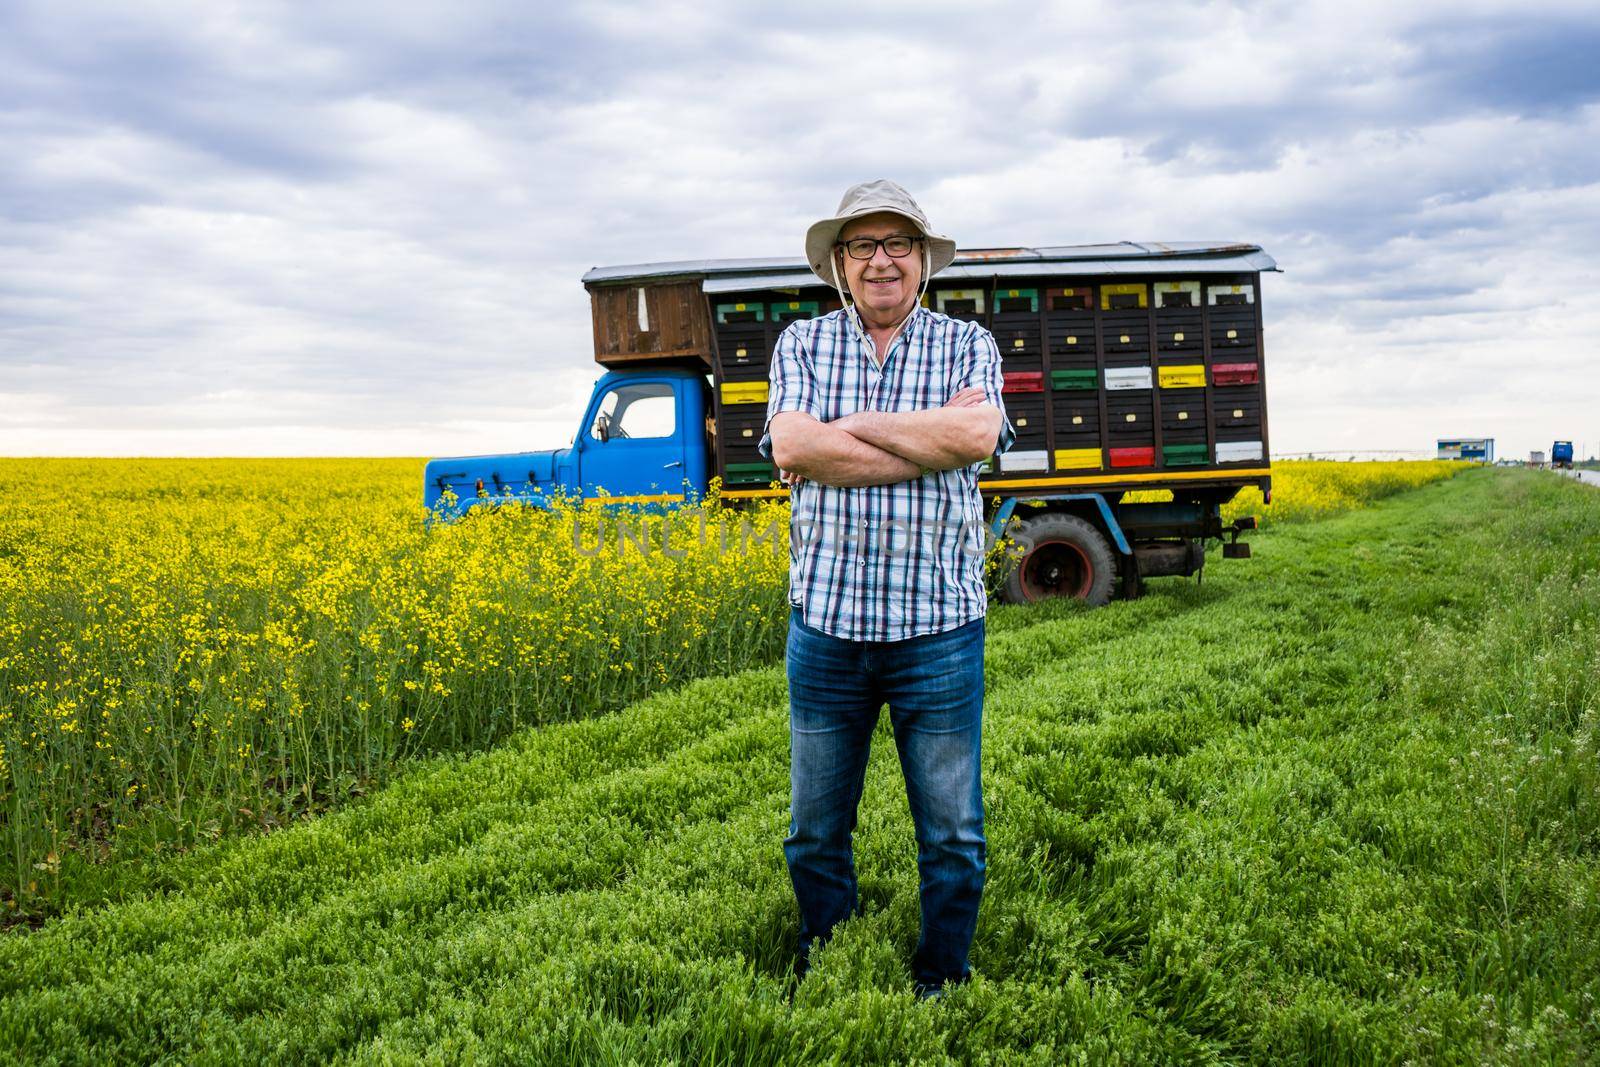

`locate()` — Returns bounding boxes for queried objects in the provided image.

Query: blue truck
[424,242,1275,605]
[1552,441,1574,469]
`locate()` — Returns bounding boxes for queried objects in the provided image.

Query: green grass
[1,469,1596,1064]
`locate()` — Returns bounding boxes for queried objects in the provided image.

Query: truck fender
[989,493,1132,555]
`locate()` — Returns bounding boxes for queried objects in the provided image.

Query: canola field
[1,458,1458,917]
[0,459,791,912]
[1218,459,1463,525]
[0,465,1595,1063]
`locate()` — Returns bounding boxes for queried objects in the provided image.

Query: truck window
[590,381,677,441]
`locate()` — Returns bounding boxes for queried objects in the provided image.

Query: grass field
[0,458,1458,916]
[1,467,1595,1063]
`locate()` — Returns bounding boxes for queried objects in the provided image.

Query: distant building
[1437,438,1495,463]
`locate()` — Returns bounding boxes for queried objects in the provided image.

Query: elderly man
[757,179,1015,997]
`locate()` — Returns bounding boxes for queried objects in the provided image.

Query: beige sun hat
[804,179,958,286]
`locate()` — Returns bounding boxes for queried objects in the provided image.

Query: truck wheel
[999,513,1117,607]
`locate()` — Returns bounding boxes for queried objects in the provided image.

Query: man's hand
[767,411,923,488]
[829,389,1002,471]
[767,387,1002,487]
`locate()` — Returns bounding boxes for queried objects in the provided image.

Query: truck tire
[998,513,1117,607]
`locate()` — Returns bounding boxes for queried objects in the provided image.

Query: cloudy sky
[3,0,1597,461]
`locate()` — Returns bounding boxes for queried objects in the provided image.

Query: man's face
[837,211,924,325]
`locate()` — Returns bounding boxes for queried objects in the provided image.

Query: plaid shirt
[757,305,1016,641]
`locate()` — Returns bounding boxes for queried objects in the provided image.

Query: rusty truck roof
[582,241,1278,291]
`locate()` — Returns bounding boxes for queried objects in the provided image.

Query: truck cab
[423,367,712,516]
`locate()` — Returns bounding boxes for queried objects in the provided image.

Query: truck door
[577,378,689,500]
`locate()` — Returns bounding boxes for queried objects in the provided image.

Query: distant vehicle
[424,242,1278,605]
[1551,441,1574,469]
[1437,437,1495,463]
[1530,451,1546,467]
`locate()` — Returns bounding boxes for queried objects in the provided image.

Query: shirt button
[858,558,866,566]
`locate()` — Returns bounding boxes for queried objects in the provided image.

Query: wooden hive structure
[582,242,1277,497]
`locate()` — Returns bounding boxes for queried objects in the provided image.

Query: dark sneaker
[914,971,968,1001]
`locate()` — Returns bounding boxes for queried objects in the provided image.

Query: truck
[423,241,1277,605]
[1552,441,1574,469]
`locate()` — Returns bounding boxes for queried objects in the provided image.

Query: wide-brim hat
[804,179,957,286]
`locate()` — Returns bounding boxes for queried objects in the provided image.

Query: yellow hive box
[1100,283,1148,310]
[1054,447,1103,470]
[720,381,769,406]
[1158,365,1207,389]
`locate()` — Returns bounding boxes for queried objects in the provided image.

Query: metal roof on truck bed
[582,241,1279,290]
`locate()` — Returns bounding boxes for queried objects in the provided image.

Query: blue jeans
[783,608,987,990]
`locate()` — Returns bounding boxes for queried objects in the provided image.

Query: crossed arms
[767,387,1004,488]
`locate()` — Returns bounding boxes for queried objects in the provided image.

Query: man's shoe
[914,970,969,1001]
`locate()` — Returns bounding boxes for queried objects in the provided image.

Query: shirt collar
[903,302,929,339]
[840,301,927,335]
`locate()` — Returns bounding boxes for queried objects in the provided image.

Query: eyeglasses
[837,234,924,260]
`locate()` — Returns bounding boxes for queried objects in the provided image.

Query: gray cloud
[1,0,1597,460]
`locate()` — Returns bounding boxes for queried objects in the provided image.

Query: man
[757,179,1015,997]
